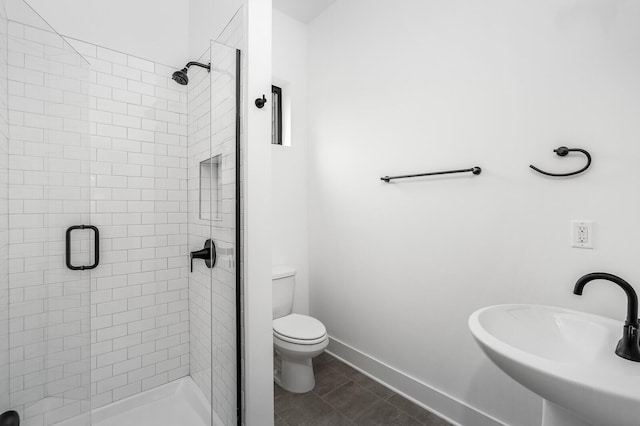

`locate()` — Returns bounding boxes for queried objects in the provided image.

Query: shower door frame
[234,48,243,426]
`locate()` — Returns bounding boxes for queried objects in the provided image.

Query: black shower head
[172,68,189,85]
[171,62,211,86]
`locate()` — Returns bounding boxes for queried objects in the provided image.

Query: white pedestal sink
[468,304,640,426]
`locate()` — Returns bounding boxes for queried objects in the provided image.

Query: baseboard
[327,336,506,426]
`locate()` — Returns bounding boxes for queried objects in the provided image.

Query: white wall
[188,0,242,59]
[243,0,274,423]
[272,9,309,315]
[307,1,640,425]
[25,0,189,67]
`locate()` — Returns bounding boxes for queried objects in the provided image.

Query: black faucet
[574,272,640,362]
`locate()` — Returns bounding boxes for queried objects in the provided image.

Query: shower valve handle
[190,239,216,272]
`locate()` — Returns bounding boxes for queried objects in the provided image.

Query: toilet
[272,265,329,393]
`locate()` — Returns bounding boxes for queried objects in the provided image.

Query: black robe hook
[255,95,267,109]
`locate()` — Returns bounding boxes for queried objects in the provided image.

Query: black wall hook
[530,146,592,177]
[255,95,267,108]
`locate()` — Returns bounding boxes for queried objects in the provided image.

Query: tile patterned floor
[274,352,453,426]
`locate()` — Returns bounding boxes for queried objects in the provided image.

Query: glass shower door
[208,40,240,426]
[187,40,241,426]
[0,1,92,424]
[0,5,10,419]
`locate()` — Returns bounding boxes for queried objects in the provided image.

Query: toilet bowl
[273,313,329,393]
[272,266,328,393]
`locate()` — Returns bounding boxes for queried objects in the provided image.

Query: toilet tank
[272,265,296,319]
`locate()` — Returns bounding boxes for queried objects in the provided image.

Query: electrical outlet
[571,221,593,249]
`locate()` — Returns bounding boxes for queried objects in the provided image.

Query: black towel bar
[381,166,481,183]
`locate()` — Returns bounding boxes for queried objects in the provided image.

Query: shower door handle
[66,225,100,270]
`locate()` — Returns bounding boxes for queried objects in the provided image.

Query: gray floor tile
[353,399,423,426]
[316,352,338,365]
[312,361,351,397]
[275,382,353,426]
[351,372,395,400]
[275,413,288,426]
[274,354,452,426]
[312,357,323,369]
[327,359,395,399]
[274,382,289,403]
[321,381,379,421]
[293,408,354,426]
[387,393,452,425]
[276,390,338,424]
[330,360,364,381]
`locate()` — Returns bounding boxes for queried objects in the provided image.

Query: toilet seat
[273,314,327,345]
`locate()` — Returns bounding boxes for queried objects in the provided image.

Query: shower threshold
[55,377,222,426]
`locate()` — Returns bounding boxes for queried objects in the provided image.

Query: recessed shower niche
[200,155,223,220]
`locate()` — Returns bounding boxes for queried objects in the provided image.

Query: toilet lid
[273,314,327,341]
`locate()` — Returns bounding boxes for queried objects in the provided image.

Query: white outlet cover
[571,220,593,249]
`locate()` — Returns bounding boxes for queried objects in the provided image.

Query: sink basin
[469,304,640,426]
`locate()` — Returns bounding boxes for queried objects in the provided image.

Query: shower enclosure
[0,1,242,425]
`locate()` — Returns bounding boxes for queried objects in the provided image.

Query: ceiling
[273,0,337,23]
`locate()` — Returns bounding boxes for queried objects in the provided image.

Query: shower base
[56,377,221,426]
